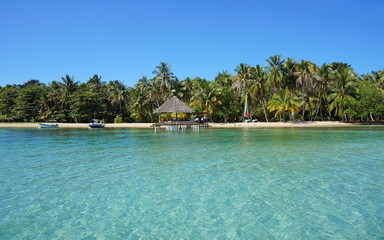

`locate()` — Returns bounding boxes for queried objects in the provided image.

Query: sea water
[0,127,383,239]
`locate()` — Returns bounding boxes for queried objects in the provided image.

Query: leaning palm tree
[294,60,319,120]
[268,88,301,121]
[107,80,128,113]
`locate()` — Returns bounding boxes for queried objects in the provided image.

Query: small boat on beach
[88,119,105,128]
[38,120,59,128]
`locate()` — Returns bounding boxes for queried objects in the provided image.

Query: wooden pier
[152,121,209,130]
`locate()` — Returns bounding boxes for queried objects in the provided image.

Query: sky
[0,0,383,87]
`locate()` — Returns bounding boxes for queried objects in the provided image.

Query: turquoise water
[0,127,383,239]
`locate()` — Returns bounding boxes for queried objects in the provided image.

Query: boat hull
[88,123,105,128]
[39,123,59,128]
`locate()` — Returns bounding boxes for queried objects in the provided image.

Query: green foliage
[354,81,384,121]
[212,86,240,122]
[114,115,124,123]
[190,79,222,115]
[12,85,46,121]
[268,89,301,121]
[0,85,17,121]
[1,61,384,123]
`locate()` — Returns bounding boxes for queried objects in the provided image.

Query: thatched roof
[154,96,194,114]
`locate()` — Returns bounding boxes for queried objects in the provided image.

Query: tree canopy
[1,57,383,123]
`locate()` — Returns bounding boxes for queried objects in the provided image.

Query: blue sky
[1,0,383,87]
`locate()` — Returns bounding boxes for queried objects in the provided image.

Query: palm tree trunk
[302,89,306,120]
[261,100,269,122]
[315,98,322,120]
[149,113,153,123]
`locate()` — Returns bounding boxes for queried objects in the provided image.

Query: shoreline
[0,121,382,129]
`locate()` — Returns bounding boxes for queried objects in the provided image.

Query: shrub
[114,115,124,123]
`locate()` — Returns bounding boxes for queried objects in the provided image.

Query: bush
[114,115,124,123]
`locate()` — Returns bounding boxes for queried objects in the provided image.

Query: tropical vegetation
[1,57,383,123]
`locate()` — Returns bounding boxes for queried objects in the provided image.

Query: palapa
[154,96,194,114]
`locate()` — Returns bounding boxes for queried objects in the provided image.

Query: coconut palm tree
[232,63,253,119]
[58,75,78,121]
[190,80,222,116]
[130,87,154,122]
[59,75,77,105]
[249,65,269,121]
[362,70,384,94]
[172,78,194,104]
[328,67,357,120]
[268,89,301,121]
[152,62,176,102]
[294,60,319,120]
[87,74,105,93]
[232,63,252,95]
[266,55,284,88]
[282,57,297,90]
[107,80,128,113]
[214,70,232,88]
[314,64,332,120]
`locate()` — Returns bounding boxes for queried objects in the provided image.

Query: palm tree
[190,80,222,116]
[314,64,332,120]
[214,70,232,88]
[107,80,128,113]
[59,75,77,105]
[268,89,301,121]
[362,70,384,94]
[130,87,154,122]
[294,60,319,120]
[232,63,253,119]
[232,63,252,95]
[58,75,78,121]
[281,57,297,90]
[249,65,269,122]
[152,62,176,102]
[129,76,158,122]
[87,74,104,93]
[328,67,357,120]
[266,55,284,88]
[172,78,194,104]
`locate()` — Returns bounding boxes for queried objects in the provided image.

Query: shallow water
[0,127,383,239]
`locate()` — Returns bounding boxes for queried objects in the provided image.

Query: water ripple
[0,128,383,239]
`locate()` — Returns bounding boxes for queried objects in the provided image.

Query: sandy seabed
[0,121,363,129]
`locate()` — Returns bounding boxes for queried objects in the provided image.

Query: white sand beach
[208,121,357,128]
[0,121,364,129]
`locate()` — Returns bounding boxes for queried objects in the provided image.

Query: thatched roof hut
[154,96,194,114]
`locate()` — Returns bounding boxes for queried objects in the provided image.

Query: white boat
[38,120,59,128]
[88,119,105,128]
